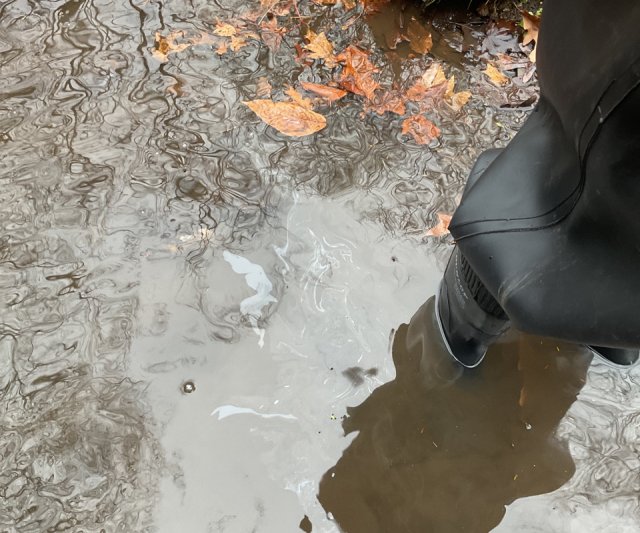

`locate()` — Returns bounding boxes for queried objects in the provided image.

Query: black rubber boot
[436,248,510,368]
[587,346,640,367]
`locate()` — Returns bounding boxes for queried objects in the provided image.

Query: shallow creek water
[0,1,639,532]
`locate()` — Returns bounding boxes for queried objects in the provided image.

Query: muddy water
[0,1,638,532]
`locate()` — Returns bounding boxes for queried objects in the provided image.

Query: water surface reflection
[319,298,592,532]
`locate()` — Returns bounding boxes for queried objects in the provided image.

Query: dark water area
[0,0,638,532]
[319,298,591,532]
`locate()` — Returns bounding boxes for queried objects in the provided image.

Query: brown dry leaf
[402,115,440,145]
[153,32,190,62]
[406,63,447,102]
[216,41,229,55]
[285,86,314,110]
[214,22,238,37]
[256,76,273,98]
[305,31,338,67]
[484,63,509,86]
[154,31,216,61]
[425,213,452,237]
[336,45,380,100]
[300,81,347,101]
[313,0,337,4]
[259,18,286,52]
[444,76,472,112]
[362,0,391,15]
[406,19,433,55]
[343,0,356,8]
[364,90,406,115]
[244,100,327,136]
[521,11,540,63]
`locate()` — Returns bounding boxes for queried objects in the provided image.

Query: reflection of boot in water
[319,299,592,533]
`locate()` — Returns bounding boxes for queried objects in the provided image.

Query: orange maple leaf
[425,213,452,237]
[336,45,380,101]
[364,89,406,116]
[214,22,238,37]
[244,100,327,136]
[406,63,447,102]
[305,31,338,67]
[402,115,440,145]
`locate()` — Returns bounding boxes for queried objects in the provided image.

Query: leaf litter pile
[154,0,539,235]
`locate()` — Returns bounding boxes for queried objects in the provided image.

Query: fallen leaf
[521,11,540,62]
[153,32,190,62]
[285,86,314,110]
[244,100,327,136]
[259,18,286,52]
[484,63,509,86]
[305,31,338,67]
[214,22,238,37]
[402,115,440,145]
[444,75,472,112]
[256,76,272,98]
[153,31,216,61]
[405,19,433,55]
[362,0,391,15]
[425,213,452,237]
[336,45,379,100]
[216,41,229,55]
[406,63,447,101]
[300,81,347,101]
[364,89,406,115]
[343,0,356,9]
[230,35,250,51]
[496,52,529,71]
[313,0,337,4]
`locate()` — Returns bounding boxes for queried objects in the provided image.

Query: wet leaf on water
[305,31,338,67]
[362,0,392,15]
[216,41,229,55]
[300,81,347,101]
[406,19,433,55]
[521,11,540,63]
[402,115,440,145]
[425,213,452,237]
[285,86,314,110]
[444,76,472,112]
[484,63,509,86]
[153,32,191,62]
[259,18,287,52]
[256,76,273,98]
[364,89,406,115]
[230,35,251,51]
[406,63,447,102]
[244,99,327,136]
[214,22,238,37]
[154,31,216,62]
[336,45,380,100]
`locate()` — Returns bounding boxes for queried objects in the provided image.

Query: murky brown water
[1,1,639,532]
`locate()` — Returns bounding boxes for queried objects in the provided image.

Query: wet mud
[1,0,639,532]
